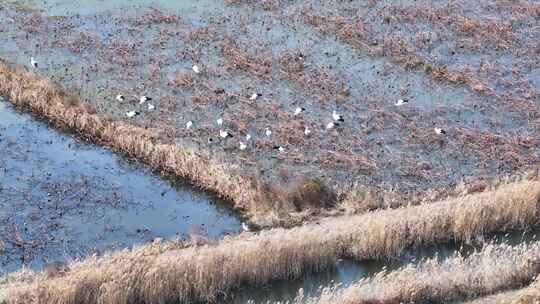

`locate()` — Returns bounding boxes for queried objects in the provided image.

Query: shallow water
[228,228,540,303]
[0,98,241,273]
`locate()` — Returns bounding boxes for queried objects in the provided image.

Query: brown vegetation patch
[133,8,182,26]
[278,49,306,74]
[219,37,273,79]
[286,178,337,211]
[225,0,282,11]
[21,13,44,34]
[53,31,99,54]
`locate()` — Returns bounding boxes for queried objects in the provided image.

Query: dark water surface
[0,98,241,273]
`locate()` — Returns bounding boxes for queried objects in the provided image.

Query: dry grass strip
[0,60,271,215]
[462,284,536,304]
[1,180,539,303]
[465,278,540,304]
[302,242,540,304]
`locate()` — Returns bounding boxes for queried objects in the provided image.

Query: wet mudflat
[0,97,240,273]
[1,0,536,208]
[0,0,538,302]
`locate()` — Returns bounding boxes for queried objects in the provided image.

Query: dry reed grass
[482,279,540,304]
[301,242,540,304]
[0,61,271,216]
[1,180,538,303]
[462,281,538,304]
[280,178,337,212]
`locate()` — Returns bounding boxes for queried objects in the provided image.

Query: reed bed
[1,180,539,303]
[301,242,540,304]
[465,278,540,304]
[0,61,271,215]
[509,281,540,304]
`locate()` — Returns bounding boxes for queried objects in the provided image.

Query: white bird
[147,103,155,111]
[186,121,193,129]
[434,127,446,135]
[116,94,125,102]
[192,65,201,74]
[304,127,311,136]
[294,107,306,116]
[216,118,223,126]
[245,134,252,141]
[395,99,409,106]
[30,57,38,68]
[265,128,272,137]
[326,121,339,130]
[242,222,250,232]
[239,142,247,150]
[219,130,233,138]
[126,110,140,118]
[273,145,285,153]
[139,96,152,104]
[332,110,344,122]
[249,93,262,101]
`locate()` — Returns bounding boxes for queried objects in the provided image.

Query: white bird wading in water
[219,130,233,138]
[434,127,446,135]
[126,110,140,118]
[294,107,306,116]
[139,96,152,104]
[30,57,38,68]
[332,110,344,122]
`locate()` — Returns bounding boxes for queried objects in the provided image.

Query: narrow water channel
[0,98,241,273]
[226,229,540,303]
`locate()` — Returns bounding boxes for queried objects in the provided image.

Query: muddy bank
[0,97,240,273]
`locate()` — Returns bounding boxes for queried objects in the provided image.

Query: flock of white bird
[30,59,447,154]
